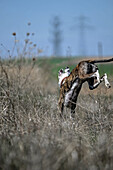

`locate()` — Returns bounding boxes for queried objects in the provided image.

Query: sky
[0,0,113,57]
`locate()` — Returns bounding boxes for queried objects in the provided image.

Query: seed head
[32,57,36,61]
[26,32,30,36]
[12,32,16,36]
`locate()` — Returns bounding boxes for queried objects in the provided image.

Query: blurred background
[0,0,113,58]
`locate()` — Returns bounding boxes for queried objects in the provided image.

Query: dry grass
[0,59,113,170]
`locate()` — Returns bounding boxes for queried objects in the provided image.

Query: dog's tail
[90,58,113,64]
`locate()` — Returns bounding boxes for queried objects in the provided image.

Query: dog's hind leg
[88,72,111,90]
[88,77,103,90]
[93,73,111,89]
[87,70,104,90]
[103,73,111,88]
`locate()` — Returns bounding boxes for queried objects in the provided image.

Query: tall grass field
[0,56,113,170]
[0,30,113,170]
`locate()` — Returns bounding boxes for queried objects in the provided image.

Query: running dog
[58,58,113,117]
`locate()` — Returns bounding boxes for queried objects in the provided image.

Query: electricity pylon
[50,16,62,57]
[72,15,94,57]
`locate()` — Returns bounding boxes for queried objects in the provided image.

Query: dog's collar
[60,76,68,87]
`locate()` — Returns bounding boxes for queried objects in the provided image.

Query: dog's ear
[58,69,64,76]
[59,69,63,72]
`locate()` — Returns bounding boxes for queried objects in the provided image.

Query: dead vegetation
[0,58,113,170]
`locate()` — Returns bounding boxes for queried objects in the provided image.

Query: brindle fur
[58,58,113,117]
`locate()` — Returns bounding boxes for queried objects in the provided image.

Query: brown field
[0,59,113,170]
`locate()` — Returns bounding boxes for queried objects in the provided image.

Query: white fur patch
[58,72,70,87]
[91,70,100,82]
[90,70,101,88]
[64,82,78,106]
[58,73,66,87]
[103,73,111,88]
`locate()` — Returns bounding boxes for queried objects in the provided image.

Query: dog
[58,58,113,117]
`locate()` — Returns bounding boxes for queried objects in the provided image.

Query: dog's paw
[103,73,111,88]
[106,83,111,89]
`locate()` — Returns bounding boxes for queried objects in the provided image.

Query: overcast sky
[0,0,113,57]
